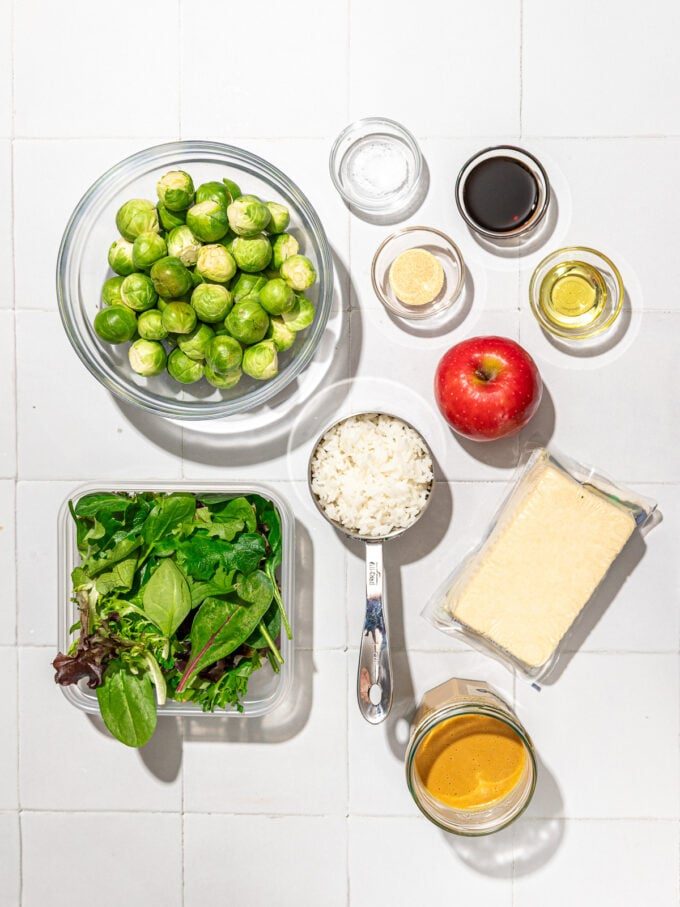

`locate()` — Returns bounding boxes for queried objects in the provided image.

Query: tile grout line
[518,0,524,140]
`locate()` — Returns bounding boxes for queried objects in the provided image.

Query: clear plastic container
[57,481,295,718]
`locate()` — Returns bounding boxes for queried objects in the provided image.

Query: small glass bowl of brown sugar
[371,226,465,321]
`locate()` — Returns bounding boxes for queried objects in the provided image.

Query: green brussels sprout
[227,194,271,237]
[190,283,233,323]
[205,364,242,389]
[231,235,272,273]
[222,178,242,204]
[167,348,204,384]
[161,301,197,335]
[156,170,195,212]
[259,277,295,315]
[157,203,186,231]
[206,334,243,374]
[195,244,237,284]
[282,295,315,331]
[265,201,290,234]
[242,340,279,381]
[108,238,135,275]
[271,233,299,270]
[120,273,158,311]
[132,231,167,270]
[150,256,194,298]
[225,299,269,345]
[191,268,205,287]
[231,273,267,302]
[128,339,167,377]
[156,297,169,312]
[195,180,229,207]
[186,199,229,242]
[177,323,215,361]
[266,316,296,352]
[166,225,201,267]
[94,305,137,344]
[280,254,316,291]
[115,199,159,242]
[137,309,168,341]
[102,275,125,306]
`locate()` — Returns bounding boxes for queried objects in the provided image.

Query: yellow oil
[538,260,608,331]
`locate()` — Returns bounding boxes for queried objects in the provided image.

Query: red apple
[434,336,542,441]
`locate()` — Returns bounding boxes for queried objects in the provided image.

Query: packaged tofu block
[423,447,657,683]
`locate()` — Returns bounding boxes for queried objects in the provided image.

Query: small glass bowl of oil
[529,246,624,341]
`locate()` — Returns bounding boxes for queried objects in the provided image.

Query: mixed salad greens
[53,491,291,747]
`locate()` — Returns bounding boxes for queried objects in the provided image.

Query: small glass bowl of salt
[329,117,424,218]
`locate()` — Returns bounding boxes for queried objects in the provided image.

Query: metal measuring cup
[308,411,435,725]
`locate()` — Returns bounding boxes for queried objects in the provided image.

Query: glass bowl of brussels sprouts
[57,141,333,420]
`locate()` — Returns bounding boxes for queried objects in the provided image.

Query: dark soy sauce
[462,157,539,233]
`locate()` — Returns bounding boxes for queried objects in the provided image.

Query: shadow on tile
[87,713,183,783]
[540,287,633,360]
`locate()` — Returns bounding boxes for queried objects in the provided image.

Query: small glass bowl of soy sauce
[455,146,550,240]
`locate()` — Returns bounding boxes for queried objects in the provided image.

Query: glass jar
[405,678,537,836]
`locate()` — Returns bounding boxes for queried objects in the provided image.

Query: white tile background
[3,0,679,904]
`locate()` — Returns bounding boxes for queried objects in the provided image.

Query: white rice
[310,413,433,538]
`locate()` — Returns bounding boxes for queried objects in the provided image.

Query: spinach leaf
[236,570,274,610]
[143,494,196,550]
[96,662,157,748]
[142,558,191,636]
[82,535,143,577]
[176,587,273,691]
[189,567,236,607]
[215,497,257,533]
[95,557,137,595]
[74,493,136,519]
[178,532,266,581]
[247,600,281,651]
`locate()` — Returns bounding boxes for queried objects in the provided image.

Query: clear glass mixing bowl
[57,141,333,420]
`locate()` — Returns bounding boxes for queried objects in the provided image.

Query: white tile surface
[0,312,15,477]
[184,814,347,907]
[0,142,12,308]
[16,311,183,480]
[183,650,347,814]
[519,654,679,819]
[180,0,348,138]
[0,813,20,907]
[523,0,680,136]
[513,820,680,907]
[19,647,183,811]
[21,812,182,907]
[0,481,16,644]
[349,816,513,904]
[0,649,17,810]
[14,1,180,137]
[350,0,520,136]
[0,0,11,137]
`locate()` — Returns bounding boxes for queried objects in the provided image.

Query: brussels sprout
[94,305,137,344]
[242,340,278,381]
[167,348,204,384]
[115,199,159,242]
[191,269,205,288]
[190,283,233,323]
[206,334,242,374]
[204,364,242,389]
[177,323,215,361]
[161,301,197,335]
[231,235,272,273]
[195,244,237,284]
[157,203,186,231]
[222,178,242,204]
[150,256,194,298]
[259,277,295,315]
[132,231,167,270]
[227,194,271,237]
[271,233,299,270]
[102,275,125,306]
[280,254,316,291]
[195,180,229,208]
[156,297,169,312]
[282,295,315,331]
[137,309,168,341]
[265,202,290,234]
[225,299,269,344]
[166,225,200,267]
[231,273,267,302]
[120,273,158,311]
[108,238,135,276]
[266,316,296,352]
[128,339,167,377]
[186,199,229,242]
[156,170,195,212]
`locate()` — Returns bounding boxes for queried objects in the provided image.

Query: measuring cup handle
[357,542,393,724]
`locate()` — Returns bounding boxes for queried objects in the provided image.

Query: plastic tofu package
[422,446,658,684]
